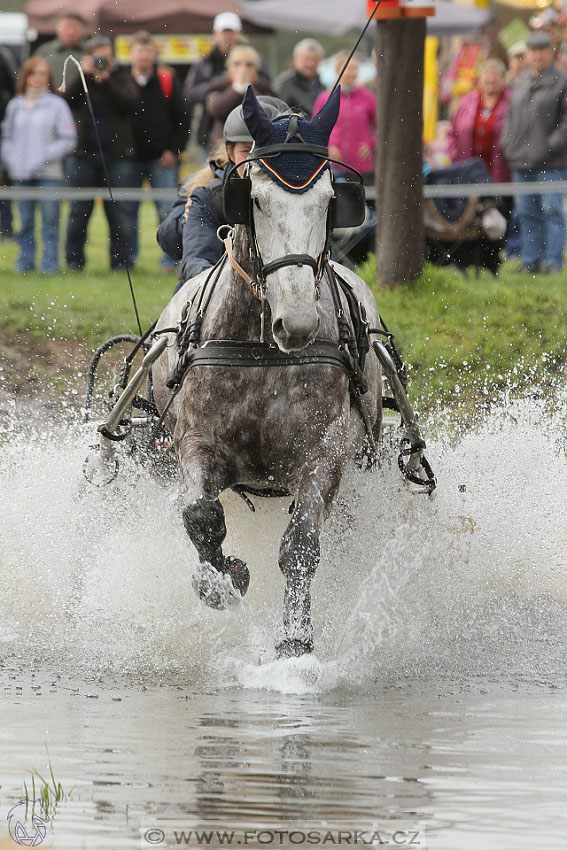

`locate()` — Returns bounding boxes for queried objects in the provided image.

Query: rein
[221,226,263,299]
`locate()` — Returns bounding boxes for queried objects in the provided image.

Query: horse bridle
[223,132,366,300]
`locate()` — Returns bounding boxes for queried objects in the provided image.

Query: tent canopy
[25,0,270,36]
[239,0,492,37]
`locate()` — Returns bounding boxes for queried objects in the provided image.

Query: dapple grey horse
[152,89,382,657]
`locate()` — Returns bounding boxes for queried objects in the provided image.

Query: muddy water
[0,392,566,849]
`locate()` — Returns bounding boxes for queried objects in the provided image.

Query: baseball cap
[525,30,553,49]
[213,12,242,32]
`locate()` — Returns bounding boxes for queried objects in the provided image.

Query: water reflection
[1,672,566,849]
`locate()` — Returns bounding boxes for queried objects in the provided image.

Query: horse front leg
[277,469,339,658]
[179,447,249,609]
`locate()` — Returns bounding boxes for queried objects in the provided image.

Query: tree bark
[375,19,426,287]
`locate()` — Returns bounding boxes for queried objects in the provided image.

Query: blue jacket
[157,160,229,289]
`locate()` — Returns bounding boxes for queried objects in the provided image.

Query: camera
[94,56,109,71]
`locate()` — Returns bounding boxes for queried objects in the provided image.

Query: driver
[157,96,290,292]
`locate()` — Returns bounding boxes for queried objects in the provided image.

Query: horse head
[241,86,341,352]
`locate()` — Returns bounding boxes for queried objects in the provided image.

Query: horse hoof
[191,558,249,611]
[191,569,226,610]
[275,638,314,659]
[224,556,250,597]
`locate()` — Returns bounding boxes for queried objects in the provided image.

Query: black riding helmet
[223,96,291,145]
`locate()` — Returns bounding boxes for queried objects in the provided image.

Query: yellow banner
[115,34,214,65]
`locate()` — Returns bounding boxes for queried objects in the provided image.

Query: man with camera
[63,35,140,271]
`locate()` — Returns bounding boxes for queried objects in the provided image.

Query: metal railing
[2,181,567,201]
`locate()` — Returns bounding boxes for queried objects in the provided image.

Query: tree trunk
[375,19,426,286]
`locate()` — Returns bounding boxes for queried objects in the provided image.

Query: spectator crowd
[2,8,567,276]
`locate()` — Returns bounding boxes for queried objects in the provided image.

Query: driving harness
[160,124,378,461]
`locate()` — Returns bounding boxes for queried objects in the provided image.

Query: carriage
[83,88,435,658]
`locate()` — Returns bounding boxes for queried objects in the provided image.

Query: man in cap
[184,12,270,159]
[502,30,567,274]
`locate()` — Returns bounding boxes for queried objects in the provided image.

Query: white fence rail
[2,182,567,201]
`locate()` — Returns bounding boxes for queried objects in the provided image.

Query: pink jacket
[447,87,512,183]
[312,86,376,174]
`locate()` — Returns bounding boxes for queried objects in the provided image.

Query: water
[0,390,566,849]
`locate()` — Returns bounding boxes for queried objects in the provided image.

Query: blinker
[223,175,251,225]
[223,175,366,230]
[329,182,366,229]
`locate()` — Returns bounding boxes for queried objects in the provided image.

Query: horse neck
[204,225,269,341]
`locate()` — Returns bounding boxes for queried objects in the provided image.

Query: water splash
[1,388,566,693]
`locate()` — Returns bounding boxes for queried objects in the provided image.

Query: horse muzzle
[272,314,320,352]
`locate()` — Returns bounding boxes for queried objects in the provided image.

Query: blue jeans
[128,158,179,267]
[65,153,138,270]
[16,178,61,273]
[505,207,521,258]
[513,168,567,268]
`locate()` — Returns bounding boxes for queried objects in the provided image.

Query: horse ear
[242,85,273,146]
[311,87,341,140]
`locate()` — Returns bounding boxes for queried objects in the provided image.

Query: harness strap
[262,254,318,277]
[223,235,263,299]
[167,338,353,371]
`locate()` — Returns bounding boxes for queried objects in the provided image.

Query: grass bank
[1,202,566,417]
[359,256,567,417]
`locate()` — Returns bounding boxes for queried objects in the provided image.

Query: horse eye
[253,197,262,212]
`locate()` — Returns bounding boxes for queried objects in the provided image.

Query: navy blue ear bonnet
[254,118,330,194]
[242,86,341,194]
[224,86,366,230]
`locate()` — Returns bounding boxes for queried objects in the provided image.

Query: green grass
[1,205,566,418]
[359,255,567,416]
[0,201,170,344]
[22,753,74,821]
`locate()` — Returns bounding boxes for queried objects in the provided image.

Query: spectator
[62,36,140,271]
[158,96,288,291]
[183,12,271,161]
[0,57,76,273]
[274,38,325,116]
[506,41,526,86]
[502,30,567,274]
[312,53,376,184]
[204,45,273,153]
[0,45,18,240]
[35,11,86,87]
[556,43,567,72]
[448,59,512,184]
[504,46,526,257]
[129,30,189,271]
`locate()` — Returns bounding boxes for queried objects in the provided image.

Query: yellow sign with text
[115,34,214,65]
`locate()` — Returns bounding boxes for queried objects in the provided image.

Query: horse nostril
[273,318,286,339]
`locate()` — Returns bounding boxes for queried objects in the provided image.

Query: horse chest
[175,365,349,455]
